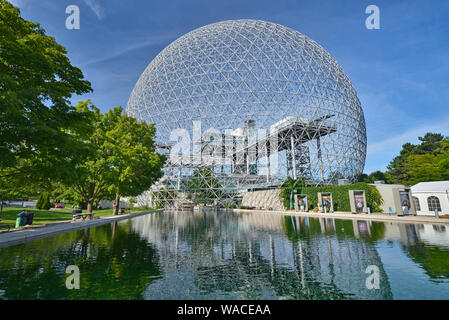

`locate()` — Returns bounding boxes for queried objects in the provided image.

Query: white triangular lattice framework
[127,20,366,208]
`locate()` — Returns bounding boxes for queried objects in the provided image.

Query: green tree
[0,175,21,219]
[153,188,176,208]
[185,168,222,205]
[63,101,164,216]
[0,166,39,218]
[386,133,448,184]
[356,173,369,183]
[415,133,447,154]
[59,101,110,216]
[0,1,92,179]
[279,177,306,209]
[386,142,417,184]
[404,141,449,185]
[369,170,387,182]
[36,191,51,210]
[101,107,165,215]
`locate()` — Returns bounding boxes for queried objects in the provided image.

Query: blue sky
[9,0,449,173]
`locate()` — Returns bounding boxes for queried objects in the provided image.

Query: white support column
[177,167,181,191]
[290,136,298,211]
[317,136,324,183]
[269,234,275,277]
[290,136,297,180]
[265,143,270,183]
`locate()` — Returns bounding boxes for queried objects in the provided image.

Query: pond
[0,210,448,300]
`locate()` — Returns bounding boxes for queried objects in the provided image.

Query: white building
[411,181,449,216]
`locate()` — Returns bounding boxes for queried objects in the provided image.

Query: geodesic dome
[127,19,366,203]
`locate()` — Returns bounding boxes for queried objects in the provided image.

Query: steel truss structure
[126,20,366,208]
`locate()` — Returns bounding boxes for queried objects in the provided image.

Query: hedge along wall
[279,182,384,212]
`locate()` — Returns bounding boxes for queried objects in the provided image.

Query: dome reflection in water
[0,210,448,299]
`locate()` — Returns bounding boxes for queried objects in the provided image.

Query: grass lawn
[0,207,143,230]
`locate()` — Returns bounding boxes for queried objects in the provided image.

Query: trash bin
[23,211,34,225]
[15,211,25,228]
[119,208,125,215]
[23,211,29,225]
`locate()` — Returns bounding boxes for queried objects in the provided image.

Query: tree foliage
[404,141,449,185]
[0,171,27,218]
[386,133,448,184]
[101,107,166,214]
[36,191,51,210]
[185,168,223,205]
[153,188,176,209]
[279,177,306,209]
[0,0,92,178]
[357,170,388,184]
[62,101,165,215]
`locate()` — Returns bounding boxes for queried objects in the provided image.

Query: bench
[72,213,93,221]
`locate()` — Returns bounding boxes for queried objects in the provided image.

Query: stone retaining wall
[240,189,283,210]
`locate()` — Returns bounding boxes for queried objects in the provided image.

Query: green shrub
[36,192,51,210]
[279,181,383,212]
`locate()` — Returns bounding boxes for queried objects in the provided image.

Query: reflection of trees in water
[405,243,449,279]
[0,221,161,299]
[398,223,449,280]
[132,210,393,299]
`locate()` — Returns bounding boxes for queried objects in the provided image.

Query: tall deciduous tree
[102,107,166,215]
[66,101,165,216]
[63,101,109,215]
[0,1,91,177]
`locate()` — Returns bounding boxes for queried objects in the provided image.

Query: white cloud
[363,117,449,173]
[81,32,178,66]
[8,0,23,7]
[367,117,449,157]
[83,0,105,20]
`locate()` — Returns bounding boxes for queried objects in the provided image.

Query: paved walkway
[233,208,449,225]
[0,210,162,249]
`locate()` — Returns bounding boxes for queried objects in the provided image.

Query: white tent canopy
[411,181,449,193]
[411,181,449,215]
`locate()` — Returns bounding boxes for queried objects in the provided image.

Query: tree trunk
[111,221,117,240]
[85,182,95,219]
[0,200,3,220]
[113,193,120,216]
[86,201,93,219]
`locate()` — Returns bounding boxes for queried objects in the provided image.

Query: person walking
[357,201,363,213]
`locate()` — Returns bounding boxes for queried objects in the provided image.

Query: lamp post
[290,191,293,210]
[293,189,298,212]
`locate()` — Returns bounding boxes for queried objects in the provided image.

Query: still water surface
[0,210,448,299]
